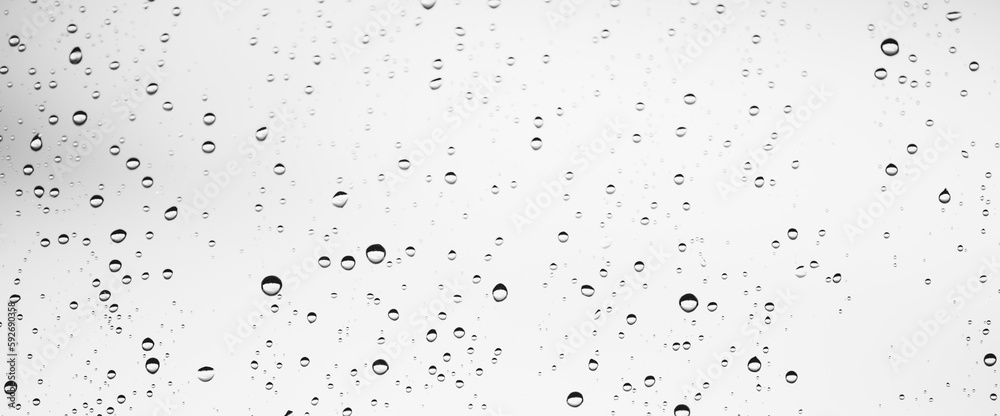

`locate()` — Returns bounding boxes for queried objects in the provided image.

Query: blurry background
[1,0,999,414]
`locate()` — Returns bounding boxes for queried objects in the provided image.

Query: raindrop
[69,47,83,64]
[366,244,386,264]
[372,359,389,375]
[420,0,436,9]
[748,356,762,372]
[197,366,215,382]
[203,113,216,125]
[946,11,962,21]
[938,189,951,204]
[881,38,899,56]
[785,370,798,383]
[90,195,104,208]
[164,206,178,221]
[674,404,691,416]
[874,68,887,80]
[885,163,898,176]
[29,134,42,151]
[145,358,160,374]
[986,353,997,367]
[566,392,584,407]
[110,229,127,243]
[429,78,443,90]
[332,191,349,208]
[679,293,698,312]
[261,275,282,296]
[141,338,154,351]
[72,111,88,125]
[492,284,508,302]
[341,256,356,270]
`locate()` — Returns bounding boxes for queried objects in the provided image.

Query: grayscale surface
[1,0,999,415]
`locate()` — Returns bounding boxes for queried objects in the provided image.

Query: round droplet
[874,68,887,80]
[747,356,762,372]
[110,229,127,243]
[969,61,979,71]
[885,163,898,176]
[683,94,696,104]
[938,189,951,204]
[203,113,216,125]
[420,0,436,9]
[679,293,698,312]
[90,195,104,208]
[197,366,215,382]
[164,206,178,221]
[530,137,543,150]
[785,370,798,383]
[985,353,997,367]
[201,141,215,153]
[29,134,42,151]
[674,404,691,416]
[126,158,140,170]
[372,359,389,375]
[69,47,83,64]
[255,127,269,141]
[366,244,386,264]
[145,358,161,374]
[492,283,508,302]
[580,285,595,297]
[72,111,88,125]
[261,275,282,296]
[444,172,458,184]
[881,38,899,56]
[566,392,584,407]
[141,337,154,351]
[332,191,349,208]
[429,78,443,90]
[341,256,356,270]
[387,309,399,321]
[946,11,962,21]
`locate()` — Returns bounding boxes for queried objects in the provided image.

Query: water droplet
[492,283,508,302]
[372,359,389,375]
[626,314,637,325]
[938,189,951,204]
[679,293,698,312]
[683,94,696,104]
[581,285,595,297]
[747,356,762,372]
[72,111,88,125]
[588,359,599,370]
[420,0,436,9]
[530,137,543,150]
[785,370,798,383]
[946,11,962,21]
[366,244,386,264]
[126,158,140,170]
[566,392,584,407]
[388,309,399,320]
[885,163,898,176]
[8,36,19,47]
[674,404,691,416]
[874,68,887,80]
[444,172,458,184]
[341,256,356,270]
[145,358,160,374]
[141,337,154,351]
[203,113,216,125]
[261,275,283,296]
[90,195,104,208]
[69,47,83,64]
[332,191,349,208]
[29,134,42,151]
[429,78,443,90]
[110,229,127,243]
[255,127,269,141]
[881,38,899,56]
[164,206,178,221]
[985,353,997,367]
[970,61,980,71]
[197,366,215,382]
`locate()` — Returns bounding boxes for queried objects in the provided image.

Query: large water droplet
[29,134,42,151]
[72,111,88,125]
[985,353,997,367]
[261,275,282,296]
[881,38,899,56]
[566,392,584,407]
[679,293,698,312]
[492,283,508,302]
[145,358,160,374]
[110,229,127,243]
[747,356,762,372]
[372,359,389,375]
[164,206,178,221]
[341,256,356,270]
[90,195,104,208]
[874,68,887,80]
[785,370,798,383]
[197,366,215,382]
[673,404,691,416]
[69,47,83,64]
[332,191,349,208]
[141,337,155,351]
[366,244,386,264]
[938,189,951,204]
